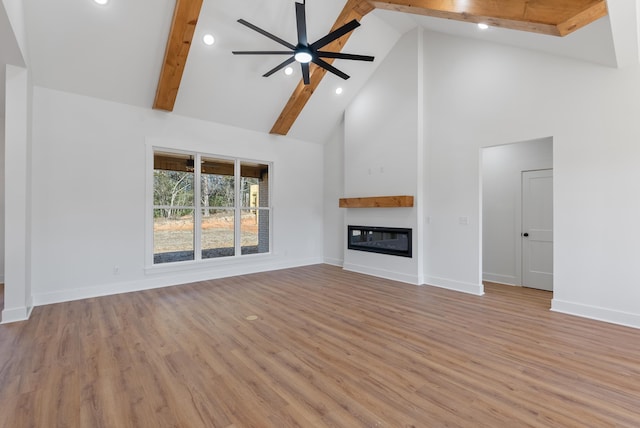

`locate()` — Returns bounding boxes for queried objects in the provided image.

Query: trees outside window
[153,151,271,264]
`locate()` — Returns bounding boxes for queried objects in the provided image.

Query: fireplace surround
[347,225,412,258]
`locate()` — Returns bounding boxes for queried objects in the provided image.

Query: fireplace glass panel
[348,226,412,258]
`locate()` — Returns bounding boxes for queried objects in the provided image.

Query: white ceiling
[1,0,622,142]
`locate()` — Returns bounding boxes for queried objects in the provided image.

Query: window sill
[145,252,273,275]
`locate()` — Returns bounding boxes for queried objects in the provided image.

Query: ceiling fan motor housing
[232,1,374,84]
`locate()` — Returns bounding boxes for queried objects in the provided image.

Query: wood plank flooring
[1,265,640,427]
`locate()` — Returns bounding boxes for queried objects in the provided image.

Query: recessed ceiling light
[335,87,343,95]
[284,67,293,76]
[203,34,215,46]
[93,0,108,5]
[477,23,489,30]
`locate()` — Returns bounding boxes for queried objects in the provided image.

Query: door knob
[522,233,529,237]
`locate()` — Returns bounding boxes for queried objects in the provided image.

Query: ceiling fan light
[294,51,313,64]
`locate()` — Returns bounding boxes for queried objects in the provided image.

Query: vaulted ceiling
[4,0,632,143]
[154,0,608,137]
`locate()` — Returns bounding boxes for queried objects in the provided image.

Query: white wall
[323,119,345,266]
[424,31,640,327]
[29,87,324,305]
[482,138,553,285]
[2,64,31,323]
[343,29,421,284]
[0,114,4,283]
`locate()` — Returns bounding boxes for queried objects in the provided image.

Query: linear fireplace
[347,225,412,258]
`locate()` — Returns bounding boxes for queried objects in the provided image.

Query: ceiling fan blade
[301,62,310,85]
[312,57,350,80]
[316,51,374,62]
[233,51,294,55]
[310,19,360,50]
[263,56,296,77]
[237,19,296,50]
[295,2,308,46]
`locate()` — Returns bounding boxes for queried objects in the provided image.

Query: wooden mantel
[339,195,414,208]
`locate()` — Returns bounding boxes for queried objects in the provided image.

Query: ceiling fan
[232,1,374,85]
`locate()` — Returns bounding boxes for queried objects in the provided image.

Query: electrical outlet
[113,265,120,275]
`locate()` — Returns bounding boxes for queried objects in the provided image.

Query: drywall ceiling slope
[171,0,306,139]
[606,0,640,67]
[173,0,403,144]
[371,9,616,68]
[24,0,175,110]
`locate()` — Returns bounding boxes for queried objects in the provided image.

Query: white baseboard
[1,305,33,324]
[482,272,518,286]
[323,257,343,267]
[343,263,419,285]
[551,299,640,330]
[32,257,323,307]
[424,275,484,296]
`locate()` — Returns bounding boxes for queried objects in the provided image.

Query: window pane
[154,209,194,263]
[241,208,269,255]
[202,209,235,259]
[154,152,194,206]
[241,162,269,208]
[201,157,235,208]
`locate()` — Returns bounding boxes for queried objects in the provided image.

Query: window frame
[146,145,273,269]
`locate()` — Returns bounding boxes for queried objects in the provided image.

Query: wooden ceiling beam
[153,0,203,111]
[556,1,608,36]
[270,0,375,136]
[369,0,607,37]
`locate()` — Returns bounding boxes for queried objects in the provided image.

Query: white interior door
[522,169,553,291]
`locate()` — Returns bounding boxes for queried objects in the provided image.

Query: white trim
[482,272,518,286]
[416,26,425,285]
[194,153,203,258]
[343,262,420,285]
[1,305,33,324]
[551,299,640,330]
[234,158,241,256]
[424,275,485,296]
[145,143,155,267]
[478,149,483,293]
[33,257,323,307]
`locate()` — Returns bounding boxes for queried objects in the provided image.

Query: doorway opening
[481,137,553,292]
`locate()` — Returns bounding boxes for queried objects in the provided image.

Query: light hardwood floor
[1,265,639,427]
